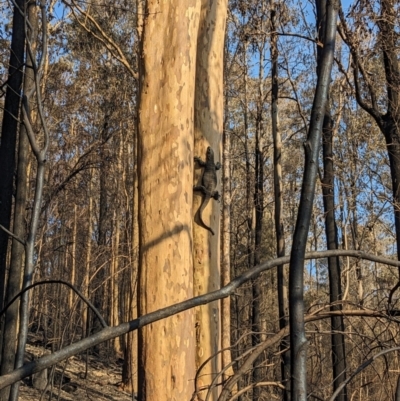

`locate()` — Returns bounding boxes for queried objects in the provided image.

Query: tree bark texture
[193,0,227,399]
[137,1,200,400]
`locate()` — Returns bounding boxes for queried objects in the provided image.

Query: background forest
[1,0,400,400]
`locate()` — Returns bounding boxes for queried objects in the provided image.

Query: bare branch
[328,347,400,401]
[0,225,25,246]
[64,0,138,80]
[0,280,107,329]
[0,249,399,390]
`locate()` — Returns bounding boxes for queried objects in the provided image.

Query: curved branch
[0,280,107,328]
[0,249,399,390]
[218,308,389,401]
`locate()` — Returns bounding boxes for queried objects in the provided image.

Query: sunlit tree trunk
[137,2,200,400]
[192,0,227,399]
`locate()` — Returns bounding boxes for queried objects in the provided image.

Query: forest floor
[16,343,136,401]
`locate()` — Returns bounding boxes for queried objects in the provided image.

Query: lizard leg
[194,157,206,167]
[211,191,220,201]
[194,185,210,195]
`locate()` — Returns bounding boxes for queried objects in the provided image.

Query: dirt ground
[15,344,136,401]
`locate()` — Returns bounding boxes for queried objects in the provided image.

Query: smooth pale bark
[193,0,227,399]
[137,2,200,400]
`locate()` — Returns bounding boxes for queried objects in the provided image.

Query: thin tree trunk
[270,1,290,397]
[221,67,234,384]
[82,169,93,339]
[93,115,110,353]
[289,2,338,399]
[0,2,35,393]
[252,28,265,401]
[10,3,49,397]
[0,0,26,311]
[111,209,121,354]
[122,124,139,393]
[69,204,78,311]
[317,2,347,400]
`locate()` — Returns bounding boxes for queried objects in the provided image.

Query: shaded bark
[317,2,347,400]
[270,1,290,398]
[0,0,26,310]
[10,3,50,399]
[289,1,338,399]
[252,23,265,401]
[0,2,36,392]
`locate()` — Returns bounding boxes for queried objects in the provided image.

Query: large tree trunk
[0,0,26,311]
[137,2,200,400]
[317,2,347,401]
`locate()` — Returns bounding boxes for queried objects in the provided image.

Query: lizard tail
[197,195,215,235]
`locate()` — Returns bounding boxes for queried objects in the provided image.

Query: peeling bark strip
[137,1,200,401]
